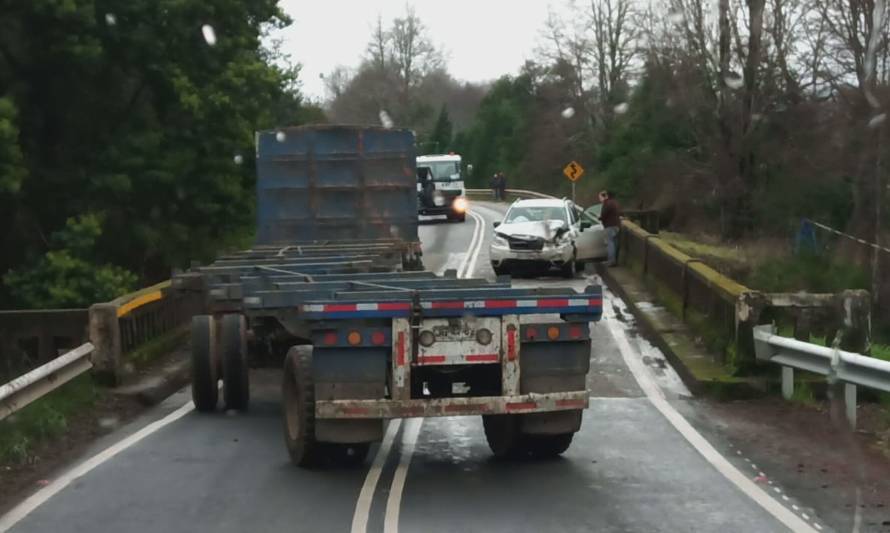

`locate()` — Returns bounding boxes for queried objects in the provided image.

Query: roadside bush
[747,253,869,294]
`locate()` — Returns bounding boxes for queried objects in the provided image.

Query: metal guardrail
[465,188,556,200]
[0,343,94,421]
[753,324,890,427]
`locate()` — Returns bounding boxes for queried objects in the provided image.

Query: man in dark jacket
[599,190,622,266]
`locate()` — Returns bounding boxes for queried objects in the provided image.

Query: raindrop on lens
[561,107,575,119]
[724,73,744,90]
[202,24,217,46]
[105,13,117,25]
[433,191,445,206]
[389,225,400,238]
[233,154,244,165]
[668,10,684,24]
[868,113,887,129]
[614,102,629,115]
[379,110,394,129]
[275,131,286,142]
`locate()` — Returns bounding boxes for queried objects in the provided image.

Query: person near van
[497,171,507,201]
[599,190,622,266]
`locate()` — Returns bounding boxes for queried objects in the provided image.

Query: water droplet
[433,191,445,206]
[201,24,217,46]
[389,224,400,238]
[98,417,119,429]
[668,10,684,24]
[275,131,286,142]
[724,73,744,90]
[868,113,886,129]
[104,13,117,26]
[613,102,629,115]
[233,154,244,165]
[379,110,394,129]
[561,107,575,119]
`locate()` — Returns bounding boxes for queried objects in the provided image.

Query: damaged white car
[489,198,606,277]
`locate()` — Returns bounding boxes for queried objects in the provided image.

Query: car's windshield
[419,162,460,180]
[504,206,567,224]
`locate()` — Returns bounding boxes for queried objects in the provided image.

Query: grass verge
[0,375,98,464]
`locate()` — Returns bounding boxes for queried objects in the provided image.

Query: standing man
[490,173,501,200]
[599,190,622,266]
[497,171,507,201]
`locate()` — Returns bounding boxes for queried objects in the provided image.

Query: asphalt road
[1,202,822,533]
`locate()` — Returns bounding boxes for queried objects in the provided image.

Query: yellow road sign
[563,161,584,182]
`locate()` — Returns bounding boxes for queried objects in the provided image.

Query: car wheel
[492,262,507,277]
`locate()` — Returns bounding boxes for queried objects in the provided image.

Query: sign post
[562,161,585,203]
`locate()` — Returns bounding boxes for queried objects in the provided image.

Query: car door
[574,204,607,261]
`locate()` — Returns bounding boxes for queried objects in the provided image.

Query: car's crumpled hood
[496,220,567,241]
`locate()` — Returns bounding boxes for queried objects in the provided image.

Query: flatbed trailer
[175,126,603,465]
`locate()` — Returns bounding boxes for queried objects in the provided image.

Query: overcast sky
[273,0,563,100]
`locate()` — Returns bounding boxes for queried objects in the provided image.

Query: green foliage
[425,104,453,153]
[0,97,26,194]
[0,1,321,308]
[0,375,96,464]
[453,75,533,187]
[4,214,137,308]
[747,253,869,293]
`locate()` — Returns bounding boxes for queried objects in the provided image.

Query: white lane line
[464,210,486,278]
[375,210,488,533]
[601,296,818,533]
[350,419,403,533]
[0,400,195,532]
[382,418,423,533]
[456,209,484,278]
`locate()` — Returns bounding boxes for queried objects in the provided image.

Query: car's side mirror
[493,221,501,228]
[580,220,593,230]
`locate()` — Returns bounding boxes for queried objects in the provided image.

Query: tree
[0,0,320,308]
[427,105,453,153]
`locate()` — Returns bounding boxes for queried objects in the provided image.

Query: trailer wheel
[482,415,524,459]
[221,314,250,411]
[282,345,322,467]
[191,315,218,412]
[527,433,574,458]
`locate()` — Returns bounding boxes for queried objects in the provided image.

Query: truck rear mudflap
[314,391,588,419]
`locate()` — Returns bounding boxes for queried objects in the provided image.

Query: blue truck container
[255,125,418,244]
[175,125,603,468]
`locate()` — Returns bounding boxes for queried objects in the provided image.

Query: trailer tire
[282,345,322,467]
[191,315,218,413]
[482,415,524,459]
[527,433,574,458]
[221,314,250,411]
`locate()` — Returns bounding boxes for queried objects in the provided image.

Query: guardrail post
[781,367,794,400]
[830,290,870,430]
[88,303,121,385]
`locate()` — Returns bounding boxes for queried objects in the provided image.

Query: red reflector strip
[465,354,499,363]
[324,304,357,312]
[417,355,447,365]
[485,300,517,309]
[379,302,411,311]
[430,301,465,309]
[396,331,406,366]
[507,329,517,361]
[589,298,603,306]
[537,299,569,308]
[555,399,586,409]
[569,325,583,339]
[506,401,537,412]
[323,332,337,345]
[397,406,426,417]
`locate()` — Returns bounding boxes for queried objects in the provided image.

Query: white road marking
[464,210,486,278]
[383,418,423,533]
[352,209,487,533]
[350,419,403,533]
[0,400,195,532]
[457,209,485,278]
[601,296,818,533]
